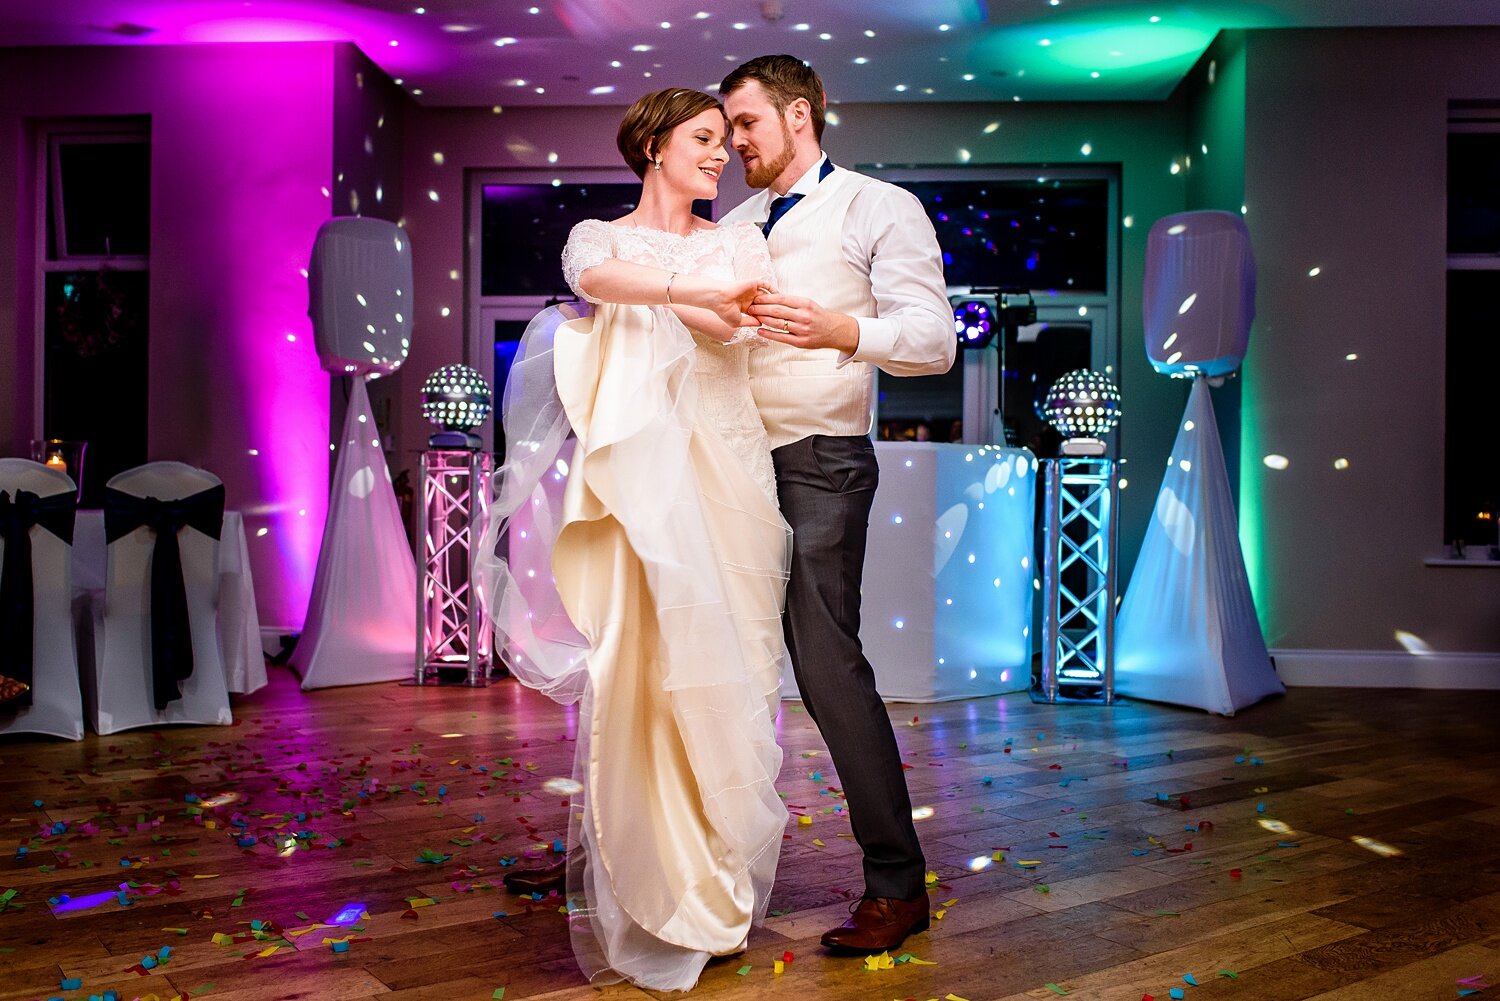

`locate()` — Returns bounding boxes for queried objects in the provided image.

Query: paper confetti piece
[1170,991,1185,1000]
[1045,985,1068,996]
[945,994,971,1001]
[773,960,784,974]
[1217,970,1238,979]
[812,838,826,847]
[864,951,896,971]
[491,989,506,1000]
[798,815,812,826]
[736,965,751,976]
[1183,973,1199,985]
[62,978,83,990]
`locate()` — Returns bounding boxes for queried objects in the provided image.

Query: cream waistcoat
[736,169,879,449]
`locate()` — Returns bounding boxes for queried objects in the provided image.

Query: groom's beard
[743,122,797,189]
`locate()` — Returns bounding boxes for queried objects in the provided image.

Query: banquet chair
[0,458,83,740]
[84,461,232,734]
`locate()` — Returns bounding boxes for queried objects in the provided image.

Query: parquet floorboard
[3,672,1497,1000]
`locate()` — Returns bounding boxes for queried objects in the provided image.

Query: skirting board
[1272,648,1500,690]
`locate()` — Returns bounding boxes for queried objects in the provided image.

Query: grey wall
[1241,27,1500,654]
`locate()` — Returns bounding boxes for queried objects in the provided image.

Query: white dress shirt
[750,154,955,376]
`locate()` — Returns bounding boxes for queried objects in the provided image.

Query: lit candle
[45,454,66,471]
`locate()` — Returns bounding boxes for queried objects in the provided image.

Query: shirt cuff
[844,316,899,368]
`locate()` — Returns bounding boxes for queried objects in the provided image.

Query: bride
[478,88,791,991]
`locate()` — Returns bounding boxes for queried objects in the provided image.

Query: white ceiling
[3,0,1499,105]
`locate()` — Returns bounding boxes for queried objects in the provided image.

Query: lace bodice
[561,220,779,502]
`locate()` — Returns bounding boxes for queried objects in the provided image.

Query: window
[1446,108,1500,555]
[38,121,150,506]
[866,165,1120,453]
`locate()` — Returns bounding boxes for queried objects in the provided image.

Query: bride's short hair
[720,55,826,142]
[617,88,727,179]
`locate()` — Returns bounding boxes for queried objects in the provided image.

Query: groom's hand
[750,292,860,354]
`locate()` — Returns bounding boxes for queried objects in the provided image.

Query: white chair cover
[291,376,417,688]
[1114,379,1284,715]
[0,459,82,740]
[86,461,232,734]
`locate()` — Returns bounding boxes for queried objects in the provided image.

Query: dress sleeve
[560,219,615,303]
[729,221,775,287]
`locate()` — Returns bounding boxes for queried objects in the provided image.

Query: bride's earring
[653,158,662,172]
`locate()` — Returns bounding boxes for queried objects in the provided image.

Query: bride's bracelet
[665,272,676,305]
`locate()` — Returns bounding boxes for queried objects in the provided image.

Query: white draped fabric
[477,302,789,990]
[291,376,416,689]
[1115,379,1285,715]
[87,462,232,734]
[0,459,82,740]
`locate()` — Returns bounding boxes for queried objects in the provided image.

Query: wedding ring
[780,319,791,332]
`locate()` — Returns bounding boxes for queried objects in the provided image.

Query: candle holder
[29,439,86,499]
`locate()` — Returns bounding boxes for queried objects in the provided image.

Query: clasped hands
[706,277,860,354]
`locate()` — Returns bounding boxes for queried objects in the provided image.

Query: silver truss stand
[412,448,493,686]
[1033,456,1118,705]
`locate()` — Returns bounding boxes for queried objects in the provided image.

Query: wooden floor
[3,671,1498,1001]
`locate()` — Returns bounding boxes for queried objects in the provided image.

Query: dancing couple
[479,55,955,991]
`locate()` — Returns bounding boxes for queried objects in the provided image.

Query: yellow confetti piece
[813,838,826,847]
[287,924,330,937]
[864,951,896,971]
[905,956,937,966]
[192,873,220,879]
[1254,786,1269,793]
[991,850,1005,862]
[256,945,280,957]
[773,960,785,974]
[933,909,946,920]
[941,899,958,907]
[1016,859,1042,867]
[211,933,235,946]
[924,871,939,885]
[798,815,812,826]
[321,936,353,945]
[407,897,437,908]
[946,994,972,1001]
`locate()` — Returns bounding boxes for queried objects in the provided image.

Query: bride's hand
[676,275,768,328]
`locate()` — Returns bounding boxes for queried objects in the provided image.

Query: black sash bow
[0,489,77,709]
[103,484,225,711]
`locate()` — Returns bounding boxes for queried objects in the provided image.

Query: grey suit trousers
[771,433,926,901]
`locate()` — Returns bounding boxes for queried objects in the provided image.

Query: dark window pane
[1004,321,1093,458]
[52,140,150,258]
[1449,132,1500,255]
[44,269,149,506]
[1445,269,1500,549]
[890,178,1110,294]
[480,183,710,297]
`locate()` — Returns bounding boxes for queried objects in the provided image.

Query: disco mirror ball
[1042,369,1122,439]
[421,364,492,432]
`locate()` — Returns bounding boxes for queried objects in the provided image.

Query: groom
[719,55,955,953]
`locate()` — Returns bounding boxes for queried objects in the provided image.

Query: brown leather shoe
[501,856,566,894]
[820,895,930,953]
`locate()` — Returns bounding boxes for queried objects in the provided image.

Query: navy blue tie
[762,193,804,237]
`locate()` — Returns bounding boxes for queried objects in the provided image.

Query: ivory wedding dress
[478,219,790,991]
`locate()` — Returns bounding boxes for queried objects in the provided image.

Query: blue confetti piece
[1131,849,1151,856]
[1256,802,1266,813]
[61,979,82,991]
[981,776,994,785]
[1156,792,1171,802]
[1250,757,1264,765]
[34,799,44,809]
[141,955,158,970]
[552,838,565,853]
[331,940,350,953]
[1170,990,1185,1000]
[1037,732,1046,740]
[1184,973,1199,986]
[159,946,172,959]
[810,771,823,782]
[438,785,448,797]
[1234,755,1246,764]
[1059,778,1072,787]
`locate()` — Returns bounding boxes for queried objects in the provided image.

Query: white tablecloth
[71,510,267,694]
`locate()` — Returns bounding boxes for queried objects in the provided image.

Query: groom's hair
[720,55,826,142]
[617,88,727,179]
